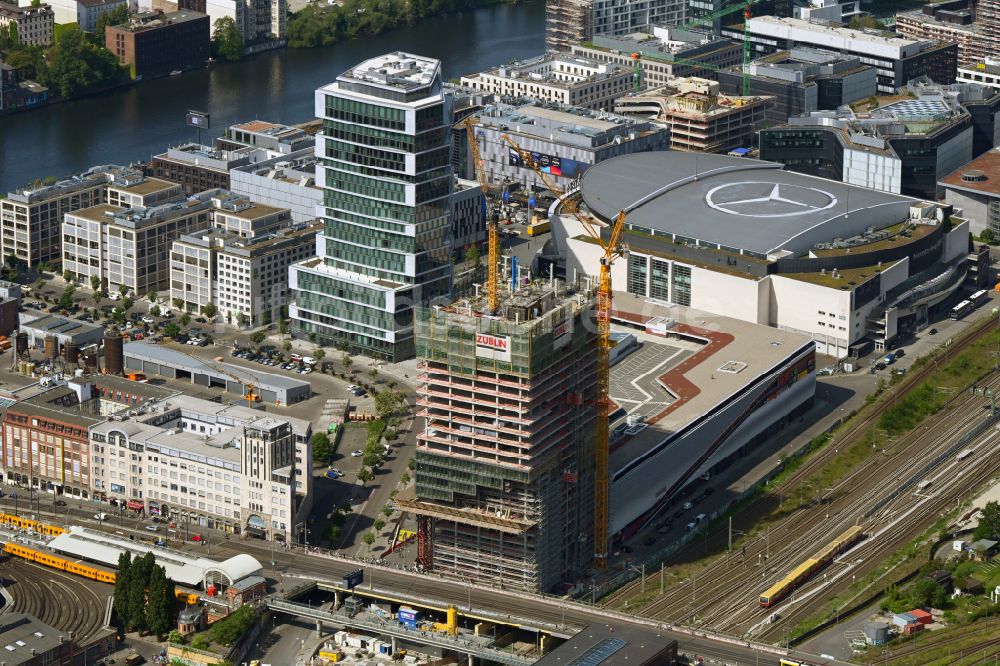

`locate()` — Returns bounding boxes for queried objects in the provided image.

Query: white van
[695,513,707,523]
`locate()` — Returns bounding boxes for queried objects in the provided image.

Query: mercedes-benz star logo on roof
[705,182,838,218]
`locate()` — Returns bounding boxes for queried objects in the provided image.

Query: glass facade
[650,258,671,301]
[626,253,647,296]
[672,264,692,306]
[290,55,453,362]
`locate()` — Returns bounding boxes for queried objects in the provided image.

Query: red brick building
[105,9,209,80]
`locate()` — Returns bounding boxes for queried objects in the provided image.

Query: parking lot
[609,337,690,420]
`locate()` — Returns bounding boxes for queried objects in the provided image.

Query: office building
[614,77,771,153]
[400,284,598,593]
[216,119,314,155]
[735,16,959,94]
[229,149,322,223]
[469,102,668,193]
[760,87,978,200]
[794,0,862,24]
[544,0,685,52]
[47,0,127,32]
[0,614,79,666]
[941,148,1000,237]
[897,1,983,67]
[716,48,876,124]
[0,2,53,47]
[204,0,285,47]
[1,166,116,269]
[105,9,210,79]
[460,55,631,112]
[170,220,320,326]
[980,0,1000,69]
[570,27,745,87]
[150,143,257,194]
[289,52,453,362]
[449,178,486,259]
[61,189,218,295]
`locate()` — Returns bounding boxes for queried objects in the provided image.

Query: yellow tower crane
[464,117,500,313]
[501,134,627,569]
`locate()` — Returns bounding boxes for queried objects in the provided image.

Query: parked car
[351,449,364,457]
[144,525,158,532]
[290,353,303,361]
[94,512,108,520]
[55,500,67,507]
[325,470,341,479]
[929,328,938,335]
[190,534,203,542]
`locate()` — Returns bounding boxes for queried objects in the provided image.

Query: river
[0,0,544,193]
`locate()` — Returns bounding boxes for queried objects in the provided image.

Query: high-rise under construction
[399,277,597,593]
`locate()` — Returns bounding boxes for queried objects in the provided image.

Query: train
[0,513,66,536]
[759,525,865,608]
[3,541,201,604]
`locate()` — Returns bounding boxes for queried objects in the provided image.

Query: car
[290,353,303,361]
[351,449,364,457]
[190,534,203,542]
[55,499,66,507]
[145,525,158,532]
[875,362,887,371]
[695,513,706,523]
[325,470,341,479]
[301,367,313,374]
[151,516,160,523]
[155,540,166,547]
[883,353,896,365]
[195,317,207,324]
[328,468,344,476]
[929,328,938,335]
[895,348,905,358]
[682,501,693,510]
[302,356,316,366]
[94,512,108,520]
[686,522,696,531]
[297,367,308,374]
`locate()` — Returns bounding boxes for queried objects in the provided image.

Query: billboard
[342,568,363,589]
[186,110,210,129]
[475,333,511,362]
[508,148,590,179]
[552,315,573,349]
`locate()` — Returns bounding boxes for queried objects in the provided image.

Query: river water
[0,0,544,193]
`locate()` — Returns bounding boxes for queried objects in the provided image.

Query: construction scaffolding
[545,0,594,52]
[400,278,598,592]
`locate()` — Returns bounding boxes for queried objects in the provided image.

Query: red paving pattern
[609,310,734,453]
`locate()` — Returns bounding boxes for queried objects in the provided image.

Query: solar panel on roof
[567,638,627,666]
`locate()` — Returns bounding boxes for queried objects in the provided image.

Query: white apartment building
[0,2,54,48]
[460,55,631,111]
[88,389,312,541]
[229,150,322,223]
[205,0,285,47]
[171,221,320,326]
[47,0,128,32]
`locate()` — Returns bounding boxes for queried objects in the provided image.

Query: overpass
[266,597,536,666]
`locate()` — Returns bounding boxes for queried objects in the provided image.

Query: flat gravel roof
[580,152,917,256]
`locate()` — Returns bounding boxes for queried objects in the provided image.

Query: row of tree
[113,551,178,637]
[287,0,501,48]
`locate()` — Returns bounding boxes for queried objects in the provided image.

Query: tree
[311,432,331,461]
[96,3,129,37]
[150,304,161,318]
[112,306,127,324]
[236,312,249,328]
[125,552,155,633]
[250,330,266,346]
[373,518,385,532]
[190,634,210,650]
[92,288,105,306]
[382,505,393,518]
[357,467,374,485]
[374,388,406,420]
[163,322,181,339]
[363,531,376,546]
[113,551,132,623]
[982,228,996,244]
[325,524,341,541]
[909,578,947,609]
[308,331,317,344]
[7,22,17,45]
[315,348,326,362]
[278,320,289,335]
[144,564,174,637]
[283,341,292,353]
[172,297,184,310]
[58,285,75,309]
[118,282,129,297]
[849,15,885,30]
[89,275,101,292]
[44,27,126,98]
[209,604,254,645]
[202,302,217,318]
[466,243,481,268]
[167,630,184,645]
[32,278,44,293]
[211,17,244,62]
[146,289,157,303]
[62,269,72,282]
[179,312,191,327]
[975,501,1000,540]
[122,296,134,312]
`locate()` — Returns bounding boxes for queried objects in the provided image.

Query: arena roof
[579,152,917,256]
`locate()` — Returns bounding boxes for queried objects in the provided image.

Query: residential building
[211,192,290,238]
[105,9,210,79]
[544,0,684,52]
[793,0,863,24]
[170,220,320,325]
[48,0,128,32]
[450,178,485,258]
[569,27,745,88]
[685,0,789,36]
[229,149,321,223]
[760,84,984,199]
[733,16,959,94]
[979,0,1000,69]
[460,55,632,112]
[614,77,771,153]
[716,48,876,124]
[469,102,669,192]
[897,1,983,67]
[0,281,21,337]
[400,284,598,592]
[216,119,313,155]
[290,52,454,362]
[0,2,54,48]
[104,170,183,208]
[61,188,218,295]
[150,143,257,194]
[958,59,1000,91]
[940,148,1000,237]
[0,61,48,112]
[204,0,285,47]
[1,166,110,268]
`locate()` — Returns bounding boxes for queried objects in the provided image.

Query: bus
[971,289,990,307]
[950,300,973,319]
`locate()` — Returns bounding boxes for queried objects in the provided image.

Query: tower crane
[213,361,261,408]
[464,116,501,313]
[502,133,627,569]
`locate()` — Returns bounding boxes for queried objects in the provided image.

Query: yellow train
[3,541,200,604]
[759,525,864,608]
[0,513,65,536]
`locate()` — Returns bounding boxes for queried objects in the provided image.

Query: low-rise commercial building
[150,143,257,194]
[170,220,320,326]
[216,119,313,155]
[0,1,54,47]
[229,149,321,223]
[615,77,770,153]
[48,0,127,32]
[716,48,877,124]
[570,27,744,87]
[469,102,668,193]
[734,16,959,94]
[105,9,210,79]
[18,312,106,348]
[460,55,631,112]
[940,149,1000,237]
[793,0,863,24]
[896,0,983,67]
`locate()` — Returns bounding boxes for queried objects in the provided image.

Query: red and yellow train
[3,541,200,605]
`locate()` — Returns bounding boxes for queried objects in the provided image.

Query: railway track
[4,557,108,640]
[625,372,1000,632]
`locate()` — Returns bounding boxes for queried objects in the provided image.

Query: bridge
[266,597,537,666]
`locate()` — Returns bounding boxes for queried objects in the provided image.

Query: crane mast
[465,117,500,313]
